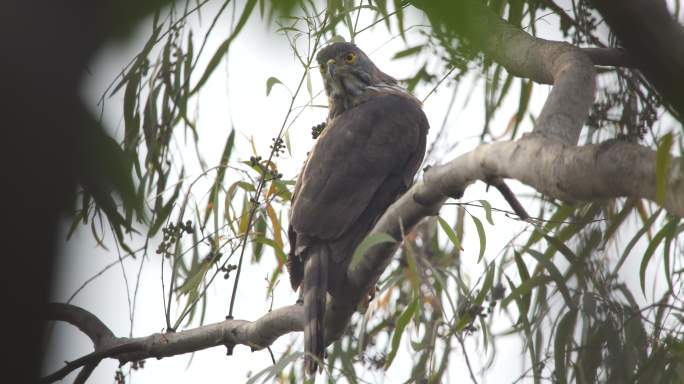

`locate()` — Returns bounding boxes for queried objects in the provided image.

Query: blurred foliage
[70,0,684,382]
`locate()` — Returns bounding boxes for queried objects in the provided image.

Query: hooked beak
[326,59,337,81]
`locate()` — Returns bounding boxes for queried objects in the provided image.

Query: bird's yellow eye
[344,52,356,64]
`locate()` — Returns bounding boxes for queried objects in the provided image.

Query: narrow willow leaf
[614,208,662,274]
[266,76,283,96]
[526,249,574,309]
[502,274,552,308]
[512,79,533,137]
[191,0,257,95]
[392,45,424,59]
[110,23,162,97]
[150,177,183,236]
[284,129,292,157]
[639,218,674,294]
[662,217,679,295]
[513,251,531,318]
[245,352,303,384]
[203,129,235,227]
[554,309,578,384]
[265,204,283,252]
[252,212,267,262]
[252,236,287,266]
[385,295,419,369]
[393,0,405,40]
[470,215,486,262]
[474,262,495,305]
[123,70,141,151]
[493,73,513,112]
[477,200,495,225]
[655,132,673,204]
[306,71,313,100]
[238,194,250,235]
[437,216,462,251]
[505,275,539,383]
[543,235,577,264]
[350,232,396,268]
[525,204,575,248]
[602,199,636,246]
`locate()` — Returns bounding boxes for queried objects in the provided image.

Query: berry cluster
[270,137,286,157]
[220,264,238,280]
[249,155,282,181]
[311,122,326,139]
[156,220,194,256]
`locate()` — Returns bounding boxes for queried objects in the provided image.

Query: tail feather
[303,245,328,375]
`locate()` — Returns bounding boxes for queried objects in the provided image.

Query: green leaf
[123,70,141,151]
[392,45,424,59]
[505,275,539,382]
[470,215,486,262]
[203,129,235,227]
[543,235,577,264]
[602,199,636,246]
[513,251,531,318]
[252,236,287,266]
[525,204,575,249]
[525,249,574,309]
[246,352,303,384]
[554,309,577,384]
[306,71,313,100]
[251,212,267,262]
[149,175,183,236]
[477,199,495,225]
[614,208,662,274]
[266,76,283,96]
[350,232,396,268]
[437,216,462,251]
[662,217,679,295]
[190,0,257,95]
[177,260,210,296]
[474,262,495,305]
[502,274,552,308]
[385,294,418,369]
[639,217,674,294]
[655,132,673,204]
[512,79,533,137]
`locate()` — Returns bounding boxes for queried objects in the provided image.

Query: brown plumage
[286,42,429,375]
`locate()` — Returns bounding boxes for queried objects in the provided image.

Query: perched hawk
[287,42,429,374]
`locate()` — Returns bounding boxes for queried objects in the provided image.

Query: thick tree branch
[46,303,114,347]
[336,135,684,344]
[414,0,596,145]
[591,0,684,119]
[581,48,635,68]
[42,303,304,383]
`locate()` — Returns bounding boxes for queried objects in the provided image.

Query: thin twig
[456,335,479,384]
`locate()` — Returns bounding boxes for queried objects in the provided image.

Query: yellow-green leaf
[655,132,673,204]
[385,294,418,369]
[266,76,283,96]
[350,232,396,268]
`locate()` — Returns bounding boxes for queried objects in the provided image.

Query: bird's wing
[290,93,428,240]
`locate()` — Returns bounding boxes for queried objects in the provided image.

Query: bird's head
[316,42,396,101]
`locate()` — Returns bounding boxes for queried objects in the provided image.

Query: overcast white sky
[42,1,659,383]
